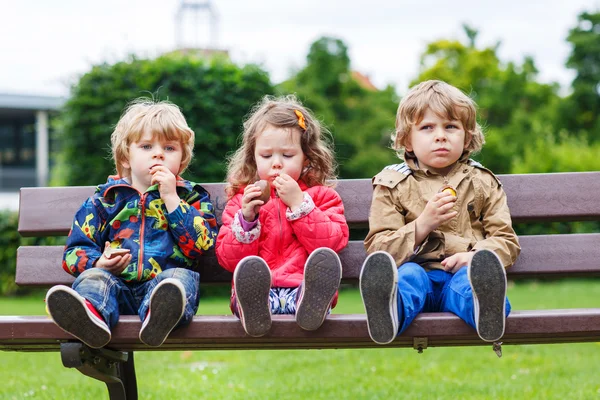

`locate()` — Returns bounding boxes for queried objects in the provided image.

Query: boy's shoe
[295,247,342,331]
[139,278,186,347]
[234,256,272,337]
[46,285,111,349]
[468,249,507,342]
[359,251,399,345]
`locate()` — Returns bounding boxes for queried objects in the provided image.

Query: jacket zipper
[276,194,283,259]
[137,192,148,280]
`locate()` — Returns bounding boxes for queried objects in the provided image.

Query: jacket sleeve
[167,187,218,259]
[62,196,107,277]
[471,178,521,268]
[215,194,260,272]
[364,183,445,266]
[288,187,349,253]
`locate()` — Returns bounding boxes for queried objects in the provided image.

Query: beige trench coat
[364,158,520,270]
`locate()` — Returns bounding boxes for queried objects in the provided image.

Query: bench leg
[60,342,137,400]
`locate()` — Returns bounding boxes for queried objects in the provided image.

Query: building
[0,93,65,209]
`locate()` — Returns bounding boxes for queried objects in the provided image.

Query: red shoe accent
[84,300,104,321]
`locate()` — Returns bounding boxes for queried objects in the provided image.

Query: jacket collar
[97,175,194,197]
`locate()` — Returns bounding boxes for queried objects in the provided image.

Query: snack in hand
[104,247,131,259]
[255,180,271,204]
[439,185,457,197]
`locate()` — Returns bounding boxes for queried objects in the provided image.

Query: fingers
[272,174,290,188]
[434,193,457,207]
[441,257,453,271]
[149,165,173,175]
[100,254,131,275]
[114,254,132,269]
[242,185,262,204]
[101,254,121,267]
[150,166,176,185]
[272,175,300,194]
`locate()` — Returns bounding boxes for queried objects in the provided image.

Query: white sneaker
[359,251,399,345]
[469,249,507,342]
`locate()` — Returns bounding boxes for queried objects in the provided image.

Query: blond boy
[46,100,217,347]
[360,80,520,345]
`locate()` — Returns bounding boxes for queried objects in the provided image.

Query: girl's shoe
[295,247,342,331]
[234,256,272,337]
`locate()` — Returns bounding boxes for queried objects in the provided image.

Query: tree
[413,27,562,174]
[564,11,600,140]
[280,37,399,179]
[55,54,274,186]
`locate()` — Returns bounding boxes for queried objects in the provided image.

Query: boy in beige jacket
[360,80,520,346]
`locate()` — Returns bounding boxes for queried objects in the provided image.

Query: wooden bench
[2,171,600,399]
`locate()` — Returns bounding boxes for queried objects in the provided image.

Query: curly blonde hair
[111,99,195,178]
[225,95,336,198]
[392,80,485,159]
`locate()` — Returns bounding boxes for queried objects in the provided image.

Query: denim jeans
[396,262,511,335]
[72,267,200,329]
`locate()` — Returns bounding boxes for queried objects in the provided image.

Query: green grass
[2,280,600,399]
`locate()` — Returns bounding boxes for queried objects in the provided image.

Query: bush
[0,211,66,296]
[55,54,274,186]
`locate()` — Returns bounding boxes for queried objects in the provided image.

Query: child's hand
[241,183,265,221]
[272,173,303,211]
[95,241,132,275]
[150,166,179,212]
[416,191,457,234]
[441,251,474,273]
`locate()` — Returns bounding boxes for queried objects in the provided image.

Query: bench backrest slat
[15,233,600,286]
[18,172,600,237]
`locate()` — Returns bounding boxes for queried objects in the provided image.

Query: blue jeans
[396,262,511,335]
[72,268,200,329]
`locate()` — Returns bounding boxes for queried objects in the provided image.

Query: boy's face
[406,108,468,176]
[254,126,307,182]
[122,130,183,193]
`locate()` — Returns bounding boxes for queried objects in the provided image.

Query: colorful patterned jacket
[62,175,218,282]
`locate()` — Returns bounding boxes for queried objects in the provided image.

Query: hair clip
[294,109,307,131]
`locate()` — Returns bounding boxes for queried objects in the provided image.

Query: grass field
[2,280,600,399]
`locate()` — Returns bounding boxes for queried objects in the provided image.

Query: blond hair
[225,95,336,198]
[392,80,484,159]
[111,99,195,178]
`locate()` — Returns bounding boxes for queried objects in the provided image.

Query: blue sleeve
[62,196,107,277]
[166,186,218,259]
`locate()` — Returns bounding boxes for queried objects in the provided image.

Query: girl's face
[254,126,307,182]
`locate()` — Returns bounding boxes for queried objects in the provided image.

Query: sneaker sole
[139,280,186,347]
[359,252,398,345]
[469,250,507,342]
[296,248,342,331]
[46,287,111,349]
[234,257,272,337]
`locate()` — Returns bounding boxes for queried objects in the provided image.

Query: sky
[2,0,599,98]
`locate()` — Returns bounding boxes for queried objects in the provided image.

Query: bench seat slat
[2,310,600,351]
[15,233,600,286]
[18,172,600,237]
